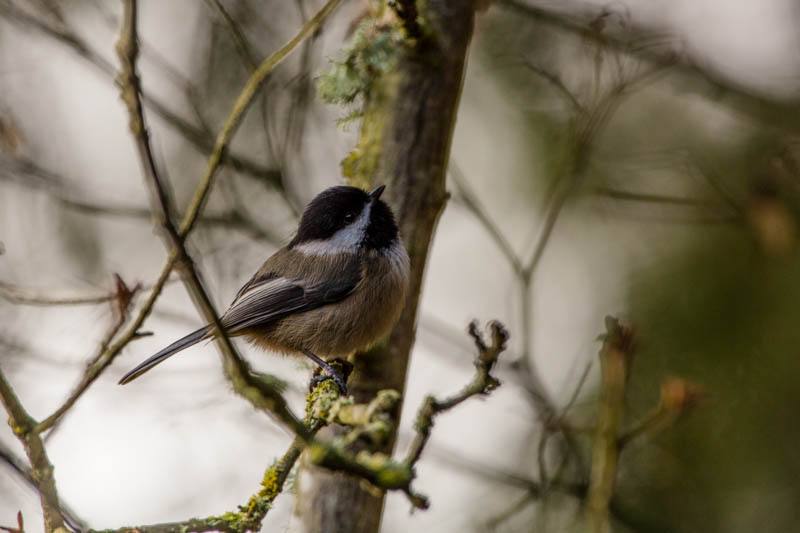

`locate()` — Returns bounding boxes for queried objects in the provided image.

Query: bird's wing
[221,257,362,332]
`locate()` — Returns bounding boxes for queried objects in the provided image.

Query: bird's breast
[248,245,409,357]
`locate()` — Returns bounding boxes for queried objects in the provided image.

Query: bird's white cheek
[295,202,373,256]
[294,238,356,256]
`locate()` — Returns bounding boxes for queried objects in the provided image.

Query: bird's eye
[344,212,355,224]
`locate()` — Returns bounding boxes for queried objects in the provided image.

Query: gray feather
[118,326,210,384]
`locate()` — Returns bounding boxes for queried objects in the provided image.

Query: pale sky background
[0,1,798,532]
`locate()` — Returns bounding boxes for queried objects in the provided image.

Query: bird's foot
[305,353,353,396]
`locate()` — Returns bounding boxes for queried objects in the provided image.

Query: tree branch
[0,368,66,532]
[0,154,284,245]
[618,377,703,449]
[501,0,800,134]
[310,321,509,510]
[90,409,325,533]
[34,276,140,435]
[521,59,586,115]
[0,0,281,187]
[174,0,345,240]
[0,281,122,307]
[586,316,635,533]
[90,371,401,533]
[115,0,314,437]
[294,3,477,529]
[0,441,87,531]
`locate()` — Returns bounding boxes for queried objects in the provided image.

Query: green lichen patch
[316,19,405,126]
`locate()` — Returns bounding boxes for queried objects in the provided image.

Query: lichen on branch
[316,12,406,126]
[309,320,509,510]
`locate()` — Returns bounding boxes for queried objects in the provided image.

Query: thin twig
[500,0,800,135]
[449,161,524,276]
[593,186,719,207]
[404,321,509,507]
[405,322,508,463]
[560,360,593,419]
[0,441,88,530]
[176,0,345,239]
[586,317,635,533]
[522,59,586,115]
[207,0,258,71]
[35,275,140,434]
[0,368,65,531]
[90,404,330,533]
[0,153,284,244]
[485,491,536,532]
[618,377,703,449]
[0,511,23,533]
[203,0,304,218]
[115,0,307,436]
[0,281,119,306]
[0,0,281,186]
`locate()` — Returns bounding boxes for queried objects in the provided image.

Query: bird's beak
[369,185,386,201]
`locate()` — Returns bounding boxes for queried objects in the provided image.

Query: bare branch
[115,0,309,436]
[0,153,283,244]
[35,275,140,434]
[592,186,721,207]
[0,0,282,187]
[0,368,65,531]
[0,281,118,307]
[0,441,87,531]
[175,0,345,239]
[618,377,703,449]
[449,161,524,276]
[0,511,23,533]
[501,0,800,134]
[206,0,258,71]
[405,321,508,463]
[586,316,635,533]
[521,59,585,115]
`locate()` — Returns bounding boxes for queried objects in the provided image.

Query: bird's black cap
[289,185,398,251]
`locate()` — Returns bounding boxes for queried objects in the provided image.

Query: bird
[118,184,410,394]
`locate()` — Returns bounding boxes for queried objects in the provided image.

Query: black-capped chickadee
[118,185,410,394]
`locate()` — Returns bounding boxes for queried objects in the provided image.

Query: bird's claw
[310,370,348,396]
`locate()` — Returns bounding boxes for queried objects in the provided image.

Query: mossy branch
[90,372,403,533]
[298,2,477,527]
[391,0,422,39]
[309,321,509,510]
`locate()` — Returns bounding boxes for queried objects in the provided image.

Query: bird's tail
[118,326,211,385]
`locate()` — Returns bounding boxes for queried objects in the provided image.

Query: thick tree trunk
[290,2,476,532]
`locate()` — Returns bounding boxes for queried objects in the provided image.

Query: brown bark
[290,2,476,532]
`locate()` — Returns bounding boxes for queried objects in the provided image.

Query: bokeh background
[2,1,800,532]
